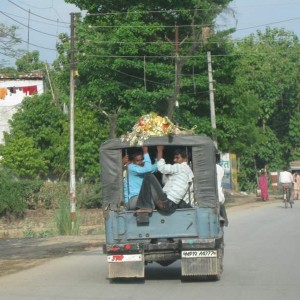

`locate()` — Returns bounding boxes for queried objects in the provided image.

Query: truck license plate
[107,254,142,262]
[181,250,217,258]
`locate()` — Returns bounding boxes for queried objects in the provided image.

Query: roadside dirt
[0,235,104,277]
[0,193,281,277]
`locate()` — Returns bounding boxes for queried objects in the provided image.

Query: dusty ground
[0,235,104,277]
[0,193,280,277]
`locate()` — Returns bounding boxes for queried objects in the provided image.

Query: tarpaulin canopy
[100,134,218,209]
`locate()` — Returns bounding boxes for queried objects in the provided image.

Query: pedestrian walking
[258,170,269,201]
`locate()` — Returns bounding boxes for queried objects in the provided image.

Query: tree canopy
[1,1,300,191]
[0,22,23,67]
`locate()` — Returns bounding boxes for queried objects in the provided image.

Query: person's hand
[157,145,163,160]
[142,146,148,154]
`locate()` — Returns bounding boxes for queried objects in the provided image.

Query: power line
[8,0,70,24]
[235,16,300,32]
[89,23,215,29]
[88,16,300,32]
[80,49,300,60]
[86,7,214,17]
[15,0,53,10]
[105,66,172,87]
[0,50,17,58]
[0,11,58,38]
[1,10,69,29]
[1,28,57,51]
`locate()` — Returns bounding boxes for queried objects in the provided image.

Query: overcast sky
[1,0,300,67]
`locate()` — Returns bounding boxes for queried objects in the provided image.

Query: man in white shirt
[279,169,294,203]
[216,164,225,204]
[136,146,194,212]
[216,157,228,226]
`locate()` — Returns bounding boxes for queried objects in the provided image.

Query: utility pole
[207,51,217,148]
[44,62,57,106]
[27,9,30,52]
[165,24,188,120]
[69,12,78,230]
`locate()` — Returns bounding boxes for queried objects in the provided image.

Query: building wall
[0,78,44,144]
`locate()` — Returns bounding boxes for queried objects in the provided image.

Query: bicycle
[282,185,293,208]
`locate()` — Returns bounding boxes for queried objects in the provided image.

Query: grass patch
[55,199,80,235]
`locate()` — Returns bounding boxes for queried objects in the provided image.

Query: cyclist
[279,168,294,204]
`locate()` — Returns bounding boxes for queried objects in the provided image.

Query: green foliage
[0,92,105,180]
[38,229,55,238]
[23,223,36,238]
[289,111,300,160]
[0,92,68,179]
[0,134,48,178]
[15,51,44,73]
[0,22,23,66]
[0,167,43,216]
[60,0,234,137]
[55,199,80,235]
[2,4,300,193]
[35,181,102,210]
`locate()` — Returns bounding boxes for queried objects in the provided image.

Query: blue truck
[100,134,226,280]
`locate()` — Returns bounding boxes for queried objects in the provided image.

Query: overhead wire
[235,16,300,33]
[0,11,59,38]
[2,2,299,64]
[1,28,57,51]
[0,10,69,29]
[86,7,213,16]
[8,0,70,24]
[105,66,172,87]
[89,23,216,29]
[14,0,53,10]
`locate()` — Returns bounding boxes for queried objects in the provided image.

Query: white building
[0,72,44,144]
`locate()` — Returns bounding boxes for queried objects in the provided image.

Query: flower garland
[121,113,176,146]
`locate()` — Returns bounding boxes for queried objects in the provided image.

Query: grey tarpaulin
[99,134,218,209]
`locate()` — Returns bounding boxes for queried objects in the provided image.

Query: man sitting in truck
[123,146,157,210]
[136,146,194,212]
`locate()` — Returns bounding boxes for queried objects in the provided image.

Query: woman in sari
[258,170,269,201]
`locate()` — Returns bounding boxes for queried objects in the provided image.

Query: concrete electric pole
[207,51,217,148]
[69,12,79,230]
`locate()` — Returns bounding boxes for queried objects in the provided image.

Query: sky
[1,0,300,67]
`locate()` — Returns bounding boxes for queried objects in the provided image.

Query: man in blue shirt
[124,147,157,209]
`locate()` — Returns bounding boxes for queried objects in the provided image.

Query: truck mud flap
[181,249,222,277]
[107,254,145,279]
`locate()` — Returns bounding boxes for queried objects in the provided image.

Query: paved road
[0,201,299,300]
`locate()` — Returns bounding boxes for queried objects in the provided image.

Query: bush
[0,168,102,214]
[0,167,43,216]
[76,182,102,209]
[37,181,102,209]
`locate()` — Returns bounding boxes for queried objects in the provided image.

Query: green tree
[0,134,47,178]
[0,91,105,180]
[15,51,44,73]
[0,92,68,179]
[62,0,233,138]
[230,28,300,187]
[0,22,23,67]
